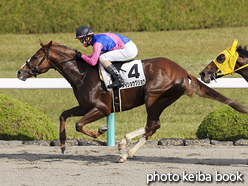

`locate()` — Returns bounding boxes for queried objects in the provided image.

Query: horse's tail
[186,73,248,114]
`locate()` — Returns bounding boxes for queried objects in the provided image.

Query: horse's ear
[47,41,53,49]
[230,39,238,53]
[39,39,44,47]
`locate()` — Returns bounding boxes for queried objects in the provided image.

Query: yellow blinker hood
[213,40,239,76]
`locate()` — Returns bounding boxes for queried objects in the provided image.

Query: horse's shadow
[131,156,248,166]
[0,153,247,166]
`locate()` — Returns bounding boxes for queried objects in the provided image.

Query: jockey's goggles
[78,37,87,43]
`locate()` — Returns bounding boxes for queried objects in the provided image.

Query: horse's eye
[216,54,225,64]
[32,56,38,60]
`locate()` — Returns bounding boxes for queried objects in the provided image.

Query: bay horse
[199,40,248,84]
[17,40,248,162]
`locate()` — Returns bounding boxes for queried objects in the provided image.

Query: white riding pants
[99,41,138,63]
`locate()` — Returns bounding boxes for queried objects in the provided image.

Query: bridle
[25,48,76,77]
[25,48,86,87]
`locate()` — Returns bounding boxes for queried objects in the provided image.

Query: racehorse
[17,40,248,162]
[199,40,248,84]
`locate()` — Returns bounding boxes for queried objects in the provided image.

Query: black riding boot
[106,64,124,88]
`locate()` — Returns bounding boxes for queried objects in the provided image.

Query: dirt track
[0,144,248,186]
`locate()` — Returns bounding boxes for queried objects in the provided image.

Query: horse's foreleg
[60,106,87,153]
[118,127,145,150]
[76,107,108,138]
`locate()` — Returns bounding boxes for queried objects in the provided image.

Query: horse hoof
[61,145,67,154]
[99,125,109,134]
[116,156,126,163]
[118,143,126,151]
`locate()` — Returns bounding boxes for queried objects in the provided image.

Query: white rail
[198,78,248,89]
[0,78,71,89]
[0,78,247,89]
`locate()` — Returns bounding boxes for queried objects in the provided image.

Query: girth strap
[112,87,122,112]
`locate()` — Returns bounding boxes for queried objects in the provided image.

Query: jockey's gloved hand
[75,51,82,59]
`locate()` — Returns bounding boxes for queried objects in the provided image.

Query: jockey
[75,26,138,88]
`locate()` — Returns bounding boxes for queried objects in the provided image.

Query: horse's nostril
[16,70,21,78]
[199,72,205,77]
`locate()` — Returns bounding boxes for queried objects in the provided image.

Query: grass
[1,27,248,141]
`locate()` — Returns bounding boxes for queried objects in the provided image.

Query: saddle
[99,59,146,112]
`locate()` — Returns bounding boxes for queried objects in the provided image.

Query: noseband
[25,48,76,77]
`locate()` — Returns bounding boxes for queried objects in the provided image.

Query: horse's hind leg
[117,134,147,162]
[116,120,160,163]
[118,127,145,150]
[116,87,185,162]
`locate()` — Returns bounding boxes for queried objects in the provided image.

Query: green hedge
[0,93,58,141]
[196,105,248,141]
[1,0,248,34]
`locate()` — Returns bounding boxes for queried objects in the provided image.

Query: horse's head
[199,61,219,84]
[199,40,248,83]
[17,39,54,81]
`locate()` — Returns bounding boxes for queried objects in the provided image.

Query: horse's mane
[237,46,248,58]
[44,41,77,57]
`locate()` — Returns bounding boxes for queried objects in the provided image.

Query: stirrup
[108,79,124,88]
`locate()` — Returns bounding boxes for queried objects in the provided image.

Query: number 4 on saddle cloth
[99,60,146,112]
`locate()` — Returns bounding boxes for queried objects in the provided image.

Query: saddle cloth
[100,60,146,91]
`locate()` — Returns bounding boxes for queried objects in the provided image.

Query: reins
[25,47,87,87]
[234,63,248,72]
[215,59,248,77]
